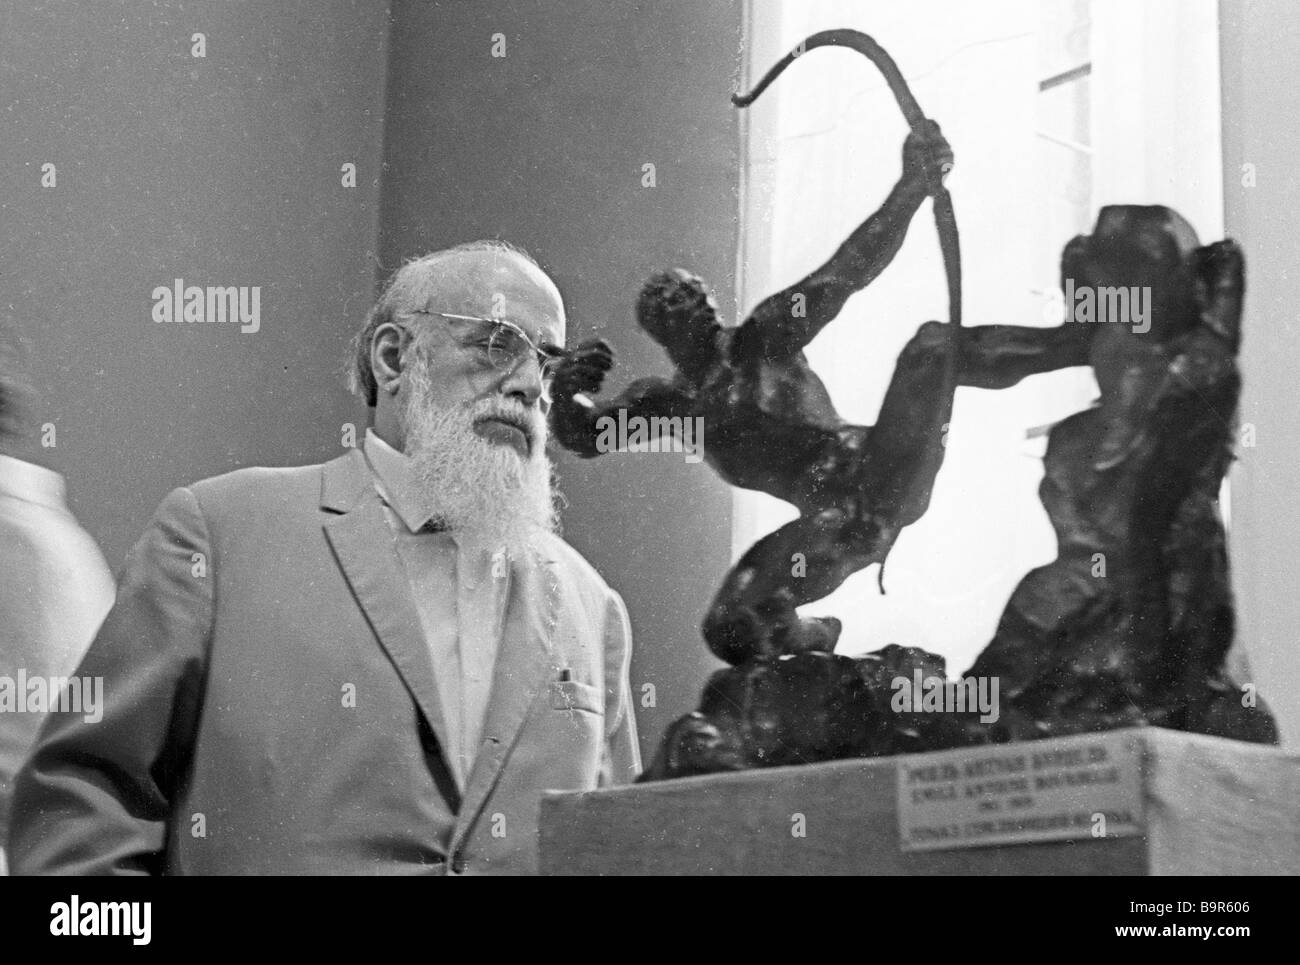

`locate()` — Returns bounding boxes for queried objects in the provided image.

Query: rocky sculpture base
[641,644,1276,781]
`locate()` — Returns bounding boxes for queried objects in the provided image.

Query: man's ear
[370,322,408,397]
[1191,240,1245,353]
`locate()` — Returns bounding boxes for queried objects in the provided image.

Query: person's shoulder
[0,499,114,611]
[0,505,48,570]
[187,460,321,496]
[177,453,353,519]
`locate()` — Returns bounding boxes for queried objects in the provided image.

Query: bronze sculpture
[549,31,1277,780]
[552,31,961,666]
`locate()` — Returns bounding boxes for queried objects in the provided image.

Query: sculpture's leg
[702,506,892,665]
[953,322,1091,390]
[703,320,1093,666]
[856,321,959,529]
[855,321,1094,528]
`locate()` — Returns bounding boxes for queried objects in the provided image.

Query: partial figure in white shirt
[0,319,115,874]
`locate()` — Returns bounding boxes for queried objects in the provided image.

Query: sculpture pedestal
[539,727,1300,875]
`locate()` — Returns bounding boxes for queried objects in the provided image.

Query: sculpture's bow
[733,27,962,351]
[733,29,963,591]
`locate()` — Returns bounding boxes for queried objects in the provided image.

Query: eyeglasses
[398,309,566,402]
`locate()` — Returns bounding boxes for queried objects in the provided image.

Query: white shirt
[361,430,511,791]
[0,454,115,873]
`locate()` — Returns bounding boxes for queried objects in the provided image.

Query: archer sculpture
[637,202,1277,779]
[552,31,963,666]
[549,31,1277,780]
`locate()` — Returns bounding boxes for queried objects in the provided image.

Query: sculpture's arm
[734,122,950,362]
[549,340,695,457]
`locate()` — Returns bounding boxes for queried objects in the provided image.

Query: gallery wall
[1220,0,1300,742]
[0,0,389,561]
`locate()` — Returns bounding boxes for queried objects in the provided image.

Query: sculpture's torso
[692,331,864,511]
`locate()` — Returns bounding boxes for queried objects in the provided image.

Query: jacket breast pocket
[550,678,603,715]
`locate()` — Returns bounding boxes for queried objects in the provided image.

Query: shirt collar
[362,429,441,534]
[0,454,68,512]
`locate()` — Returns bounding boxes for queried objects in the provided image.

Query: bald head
[354,242,564,545]
[350,241,565,407]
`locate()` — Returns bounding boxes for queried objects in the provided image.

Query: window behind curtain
[733,0,1223,673]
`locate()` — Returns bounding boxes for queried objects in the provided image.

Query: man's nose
[499,354,546,408]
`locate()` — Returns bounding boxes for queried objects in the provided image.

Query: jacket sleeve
[7,487,214,875]
[598,588,641,786]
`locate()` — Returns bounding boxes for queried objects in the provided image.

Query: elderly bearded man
[8,241,640,875]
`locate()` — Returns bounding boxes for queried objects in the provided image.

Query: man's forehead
[417,250,565,343]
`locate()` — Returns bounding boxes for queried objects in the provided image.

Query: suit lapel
[320,451,456,800]
[452,546,559,849]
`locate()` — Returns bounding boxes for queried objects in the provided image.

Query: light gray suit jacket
[8,449,639,874]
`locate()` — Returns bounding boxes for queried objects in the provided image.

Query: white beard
[400,358,558,557]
